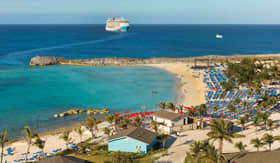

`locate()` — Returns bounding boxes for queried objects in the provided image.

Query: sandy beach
[4,122,111,162]
[146,63,206,107]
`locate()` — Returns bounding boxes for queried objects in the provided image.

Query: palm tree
[267,119,275,133]
[234,97,241,105]
[188,107,197,130]
[114,117,121,131]
[103,127,112,137]
[244,113,250,122]
[0,130,7,163]
[188,108,197,118]
[253,115,260,134]
[234,141,247,152]
[179,104,184,112]
[262,133,274,151]
[150,120,158,133]
[134,116,142,127]
[198,104,207,129]
[247,89,252,97]
[207,119,234,153]
[105,114,114,123]
[261,112,270,129]
[213,106,219,118]
[190,141,202,156]
[75,127,85,143]
[160,134,169,149]
[250,138,264,152]
[242,101,249,112]
[187,141,203,162]
[32,136,45,158]
[167,102,176,111]
[105,114,115,128]
[22,126,36,162]
[59,131,72,149]
[227,104,237,120]
[159,102,166,110]
[202,143,221,162]
[186,140,223,162]
[120,119,129,129]
[84,116,98,139]
[238,117,246,132]
[255,87,262,95]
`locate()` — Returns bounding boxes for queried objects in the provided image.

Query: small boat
[152,91,157,94]
[216,34,223,39]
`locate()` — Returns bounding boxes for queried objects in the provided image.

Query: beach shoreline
[145,63,206,107]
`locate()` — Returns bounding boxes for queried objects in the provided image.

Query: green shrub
[233,133,246,138]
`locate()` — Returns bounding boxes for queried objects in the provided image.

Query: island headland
[29,54,280,66]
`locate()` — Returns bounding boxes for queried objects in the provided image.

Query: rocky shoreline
[29,54,280,66]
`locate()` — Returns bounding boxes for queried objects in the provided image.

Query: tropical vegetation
[207,119,234,153]
[185,140,225,163]
[234,141,247,152]
[59,131,72,149]
[0,130,7,163]
[85,116,98,139]
[22,126,36,162]
[32,136,45,158]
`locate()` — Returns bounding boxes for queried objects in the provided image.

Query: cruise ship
[105,17,130,32]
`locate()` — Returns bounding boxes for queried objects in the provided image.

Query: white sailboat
[216,34,223,39]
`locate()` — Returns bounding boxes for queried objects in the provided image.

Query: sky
[0,0,279,24]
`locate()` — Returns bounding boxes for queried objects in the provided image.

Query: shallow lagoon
[0,65,176,138]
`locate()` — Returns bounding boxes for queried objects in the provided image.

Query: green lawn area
[55,143,164,163]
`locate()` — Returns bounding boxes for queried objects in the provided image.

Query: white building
[153,110,193,134]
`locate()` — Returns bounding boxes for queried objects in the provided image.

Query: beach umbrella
[115,113,122,116]
[124,110,131,114]
[184,106,194,111]
[128,114,137,118]
[144,112,150,115]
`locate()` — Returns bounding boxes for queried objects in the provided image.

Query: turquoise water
[0,65,176,138]
[3,24,280,138]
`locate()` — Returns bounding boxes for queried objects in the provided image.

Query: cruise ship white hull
[105,18,130,32]
[105,25,129,32]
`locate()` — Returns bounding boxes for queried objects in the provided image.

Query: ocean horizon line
[1,23,280,26]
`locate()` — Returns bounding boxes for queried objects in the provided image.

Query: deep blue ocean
[1,24,280,138]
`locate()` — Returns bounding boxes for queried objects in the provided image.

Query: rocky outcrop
[29,54,280,66]
[30,56,63,66]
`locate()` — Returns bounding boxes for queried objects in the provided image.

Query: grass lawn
[55,142,165,162]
